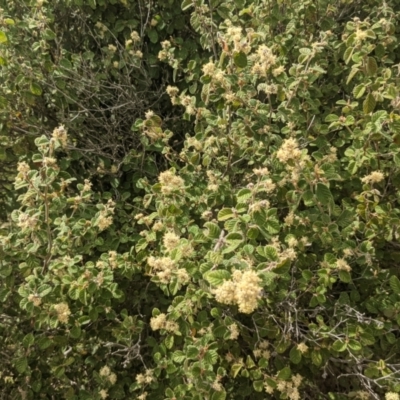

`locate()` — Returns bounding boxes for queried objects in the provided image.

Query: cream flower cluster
[53,302,71,324]
[265,374,303,400]
[147,256,190,285]
[361,170,385,185]
[253,340,271,359]
[136,369,155,385]
[150,313,179,332]
[17,212,38,230]
[276,138,302,163]
[214,270,262,314]
[52,125,68,148]
[158,170,185,195]
[95,199,115,231]
[99,366,117,385]
[386,393,400,400]
[163,231,180,251]
[250,44,277,77]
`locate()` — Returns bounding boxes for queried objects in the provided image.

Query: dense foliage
[1,0,400,399]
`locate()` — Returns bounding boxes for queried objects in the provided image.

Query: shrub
[1,0,400,399]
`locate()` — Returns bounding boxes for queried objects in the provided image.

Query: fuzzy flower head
[361,170,384,185]
[52,125,68,147]
[130,31,140,42]
[386,393,400,400]
[99,366,111,377]
[17,161,30,175]
[163,231,180,251]
[17,213,38,230]
[276,138,302,163]
[53,302,71,324]
[158,170,184,195]
[214,270,262,314]
[336,258,351,272]
[150,313,167,331]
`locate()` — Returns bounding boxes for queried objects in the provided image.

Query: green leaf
[289,347,302,364]
[30,82,43,96]
[0,31,8,43]
[363,93,376,114]
[348,339,362,352]
[37,284,52,297]
[147,29,158,44]
[246,226,259,240]
[223,236,243,254]
[253,380,264,392]
[218,208,234,221]
[204,270,231,286]
[204,349,218,365]
[325,114,339,122]
[70,326,81,339]
[311,350,323,366]
[204,222,221,239]
[366,56,378,76]
[236,188,252,202]
[187,345,199,359]
[315,183,332,205]
[277,366,291,380]
[211,391,226,400]
[338,270,351,283]
[231,363,242,378]
[181,0,194,10]
[43,29,56,40]
[332,340,347,352]
[22,333,35,348]
[165,335,174,350]
[233,51,247,68]
[390,275,400,295]
[172,350,186,363]
[353,84,366,99]
[14,357,28,373]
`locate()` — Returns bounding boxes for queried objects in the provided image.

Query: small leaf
[204,270,231,286]
[253,380,264,392]
[165,335,174,349]
[353,84,366,99]
[315,183,332,205]
[236,188,252,202]
[187,345,199,359]
[233,51,247,68]
[389,275,400,295]
[325,114,339,122]
[0,31,8,43]
[181,0,193,10]
[339,270,351,283]
[211,390,227,400]
[22,333,35,348]
[366,56,378,76]
[30,82,43,96]
[277,366,291,380]
[289,347,302,364]
[14,357,28,373]
[332,340,347,352]
[37,284,52,297]
[218,208,234,221]
[204,222,221,239]
[231,363,242,378]
[147,29,158,44]
[37,337,52,349]
[363,93,376,114]
[348,339,362,352]
[311,350,323,366]
[172,350,186,363]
